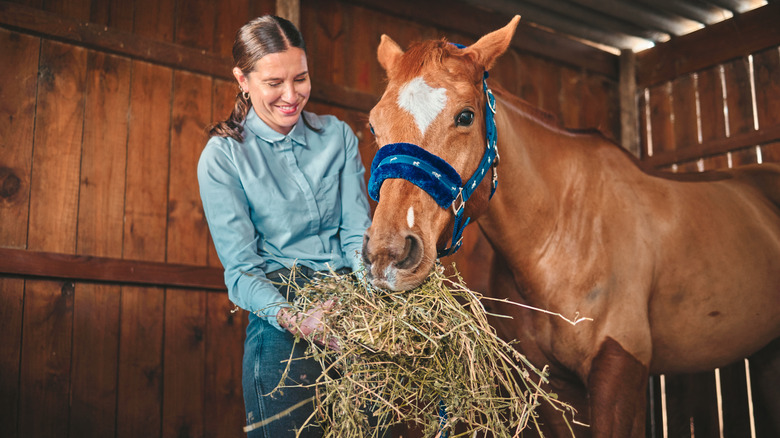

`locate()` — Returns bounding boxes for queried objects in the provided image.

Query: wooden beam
[340,0,619,78]
[0,0,377,113]
[0,248,227,291]
[636,2,780,88]
[640,124,780,169]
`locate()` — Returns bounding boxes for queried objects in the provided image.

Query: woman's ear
[233,67,248,91]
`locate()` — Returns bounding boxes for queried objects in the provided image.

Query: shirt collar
[244,108,319,147]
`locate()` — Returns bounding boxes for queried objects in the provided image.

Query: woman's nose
[282,82,296,101]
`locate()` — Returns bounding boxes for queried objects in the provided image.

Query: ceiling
[455,0,770,53]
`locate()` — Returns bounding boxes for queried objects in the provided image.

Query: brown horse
[362,16,780,437]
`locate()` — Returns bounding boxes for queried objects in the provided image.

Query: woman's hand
[277,300,341,351]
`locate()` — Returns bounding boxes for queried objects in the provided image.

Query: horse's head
[362,16,520,291]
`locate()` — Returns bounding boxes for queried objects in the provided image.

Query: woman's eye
[455,110,474,127]
[368,123,376,136]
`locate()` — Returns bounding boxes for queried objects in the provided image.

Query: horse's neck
[482,97,636,268]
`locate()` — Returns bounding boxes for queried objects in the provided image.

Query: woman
[197,15,372,436]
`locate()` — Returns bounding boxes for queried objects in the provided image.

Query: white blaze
[397,76,447,135]
[406,206,415,229]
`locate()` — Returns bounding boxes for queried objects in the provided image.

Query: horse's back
[730,162,780,210]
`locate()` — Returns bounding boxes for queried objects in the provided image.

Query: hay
[266,263,577,437]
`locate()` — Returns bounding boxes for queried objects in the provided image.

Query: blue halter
[368,64,499,257]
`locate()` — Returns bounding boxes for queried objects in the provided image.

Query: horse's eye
[455,110,474,127]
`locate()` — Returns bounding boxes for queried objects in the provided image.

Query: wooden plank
[276,0,300,28]
[162,70,212,437]
[748,341,780,438]
[250,0,276,19]
[18,279,74,437]
[77,51,129,258]
[204,296,246,438]
[0,28,38,438]
[516,54,562,122]
[213,0,249,59]
[641,123,780,169]
[174,0,215,51]
[722,57,756,138]
[752,46,780,131]
[671,74,700,155]
[116,59,173,438]
[637,2,780,88]
[0,247,226,290]
[340,0,619,78]
[620,49,639,157]
[646,375,663,438]
[43,0,90,22]
[0,29,38,249]
[696,66,727,146]
[133,0,175,42]
[0,277,24,438]
[763,142,780,163]
[718,362,753,438]
[68,50,130,437]
[116,285,165,438]
[69,282,121,436]
[647,82,675,157]
[167,71,211,268]
[123,60,172,264]
[27,39,86,253]
[664,372,720,438]
[163,288,208,437]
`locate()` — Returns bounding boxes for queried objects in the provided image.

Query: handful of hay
[275,264,576,437]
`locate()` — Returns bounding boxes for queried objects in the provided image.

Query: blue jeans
[242,267,335,437]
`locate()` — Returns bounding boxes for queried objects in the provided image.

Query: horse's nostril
[395,234,423,270]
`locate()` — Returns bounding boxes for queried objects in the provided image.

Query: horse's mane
[490,83,739,183]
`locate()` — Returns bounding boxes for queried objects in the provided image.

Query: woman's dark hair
[209,15,316,141]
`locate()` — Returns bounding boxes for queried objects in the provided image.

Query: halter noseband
[368,55,499,257]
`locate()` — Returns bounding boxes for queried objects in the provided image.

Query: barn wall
[635,5,780,437]
[0,0,619,437]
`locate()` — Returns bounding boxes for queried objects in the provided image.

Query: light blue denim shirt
[197,108,371,330]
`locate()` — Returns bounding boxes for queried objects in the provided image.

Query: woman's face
[234,47,311,135]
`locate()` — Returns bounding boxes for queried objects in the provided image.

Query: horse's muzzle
[362,230,425,291]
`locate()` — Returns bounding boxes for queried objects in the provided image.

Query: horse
[361,16,780,437]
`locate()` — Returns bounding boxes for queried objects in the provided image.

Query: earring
[242,90,250,100]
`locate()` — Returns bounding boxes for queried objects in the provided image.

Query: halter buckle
[487,88,497,114]
[451,188,465,216]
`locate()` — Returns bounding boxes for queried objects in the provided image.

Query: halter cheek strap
[368,70,499,257]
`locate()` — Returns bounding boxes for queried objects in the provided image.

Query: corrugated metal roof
[455,0,770,53]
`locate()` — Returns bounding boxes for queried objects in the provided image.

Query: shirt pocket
[314,173,341,231]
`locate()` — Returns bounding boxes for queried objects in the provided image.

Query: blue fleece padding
[369,143,463,208]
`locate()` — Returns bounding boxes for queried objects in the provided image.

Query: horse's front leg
[587,336,649,438]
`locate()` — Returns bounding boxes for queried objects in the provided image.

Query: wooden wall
[0,0,619,436]
[635,4,780,438]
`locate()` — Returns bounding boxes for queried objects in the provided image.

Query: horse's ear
[464,15,521,71]
[378,34,404,72]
